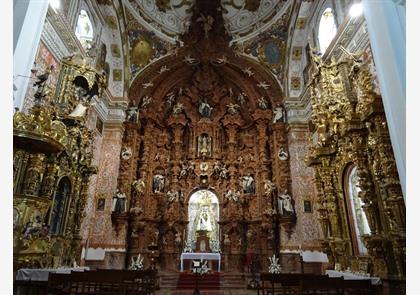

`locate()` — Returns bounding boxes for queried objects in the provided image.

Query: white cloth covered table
[326,270,381,285]
[16,267,89,281]
[180,252,221,272]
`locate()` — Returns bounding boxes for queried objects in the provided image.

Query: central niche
[187,190,219,252]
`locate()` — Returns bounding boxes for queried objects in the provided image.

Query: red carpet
[176,272,221,290]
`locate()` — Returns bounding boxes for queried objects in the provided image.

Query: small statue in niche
[153,174,165,193]
[241,174,255,194]
[263,180,276,197]
[126,106,138,122]
[278,147,289,161]
[198,99,213,118]
[198,134,212,158]
[277,190,295,215]
[112,189,127,213]
[257,97,269,110]
[226,102,241,115]
[272,104,286,123]
[121,147,132,160]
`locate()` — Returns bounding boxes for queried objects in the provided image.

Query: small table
[326,270,382,285]
[16,267,89,281]
[180,252,221,272]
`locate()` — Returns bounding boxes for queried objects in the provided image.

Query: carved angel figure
[278,147,289,161]
[179,161,189,179]
[220,163,229,179]
[172,102,184,115]
[258,97,269,110]
[132,178,145,194]
[225,189,240,202]
[263,180,276,197]
[140,96,153,109]
[167,190,179,203]
[226,102,241,115]
[121,147,132,160]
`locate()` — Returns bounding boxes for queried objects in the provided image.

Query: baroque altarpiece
[114,1,296,272]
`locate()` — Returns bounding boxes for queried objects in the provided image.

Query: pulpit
[195,230,210,252]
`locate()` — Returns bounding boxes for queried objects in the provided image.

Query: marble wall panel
[280,126,323,251]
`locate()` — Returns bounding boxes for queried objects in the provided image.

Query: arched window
[344,165,371,255]
[318,8,338,54]
[75,9,94,50]
[50,177,72,235]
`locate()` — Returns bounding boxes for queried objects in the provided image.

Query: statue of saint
[278,190,294,215]
[242,174,255,194]
[198,99,213,118]
[112,189,127,213]
[197,206,212,232]
[198,134,212,158]
[272,104,286,123]
[153,174,165,193]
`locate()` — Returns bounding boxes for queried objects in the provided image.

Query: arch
[50,176,72,235]
[75,9,94,50]
[187,189,220,252]
[343,164,371,256]
[318,7,338,54]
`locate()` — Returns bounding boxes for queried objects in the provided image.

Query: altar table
[180,252,221,272]
[326,269,381,285]
[16,267,89,281]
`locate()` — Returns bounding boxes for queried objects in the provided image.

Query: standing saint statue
[197,206,213,232]
[112,189,127,213]
[198,134,212,158]
[278,190,294,215]
[272,104,286,123]
[198,99,213,118]
[242,174,255,194]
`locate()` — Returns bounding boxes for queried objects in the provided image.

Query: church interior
[12,0,406,294]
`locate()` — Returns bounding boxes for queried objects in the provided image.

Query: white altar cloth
[180,252,221,272]
[16,267,89,281]
[326,270,381,285]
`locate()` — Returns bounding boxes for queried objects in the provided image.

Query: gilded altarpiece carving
[13,56,101,270]
[306,55,405,279]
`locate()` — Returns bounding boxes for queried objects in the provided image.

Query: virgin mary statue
[196,206,212,232]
